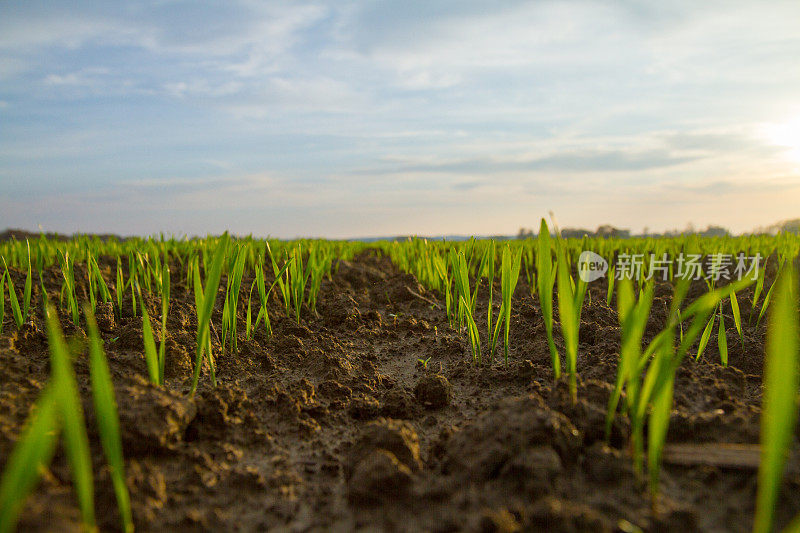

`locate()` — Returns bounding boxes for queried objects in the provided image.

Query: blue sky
[2,1,800,238]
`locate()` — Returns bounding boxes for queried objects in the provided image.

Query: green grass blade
[22,240,32,322]
[647,370,674,499]
[84,307,133,533]
[44,306,96,530]
[606,263,616,306]
[0,385,58,532]
[537,219,560,378]
[605,279,654,441]
[501,246,522,365]
[718,309,728,366]
[159,263,170,384]
[191,234,229,395]
[754,265,799,533]
[556,241,578,401]
[0,386,59,533]
[115,258,124,319]
[139,296,160,386]
[5,266,23,329]
[246,281,256,340]
[695,312,716,361]
[756,271,780,330]
[730,290,744,345]
[0,272,5,336]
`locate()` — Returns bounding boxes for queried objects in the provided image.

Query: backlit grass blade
[57,251,79,325]
[556,241,578,402]
[537,219,560,378]
[128,253,137,318]
[246,281,255,340]
[44,306,96,530]
[225,244,247,350]
[756,267,781,330]
[459,294,482,365]
[38,272,48,310]
[0,272,5,335]
[0,386,59,533]
[115,257,124,319]
[750,259,767,325]
[647,351,674,500]
[452,250,481,364]
[433,256,455,327]
[22,240,32,322]
[254,257,270,336]
[90,255,112,305]
[159,263,170,384]
[84,307,133,533]
[4,260,23,329]
[754,264,798,533]
[267,243,291,318]
[288,244,311,324]
[695,311,715,361]
[500,245,522,366]
[139,291,160,385]
[730,290,744,346]
[718,308,728,367]
[87,254,97,314]
[190,234,229,395]
[605,279,654,442]
[485,240,496,358]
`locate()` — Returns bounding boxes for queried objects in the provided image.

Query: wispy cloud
[1,1,799,237]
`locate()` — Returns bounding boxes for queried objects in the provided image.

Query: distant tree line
[516,223,732,239]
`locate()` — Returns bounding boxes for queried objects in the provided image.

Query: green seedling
[190,234,229,395]
[44,306,96,529]
[85,307,133,533]
[0,386,60,532]
[0,272,5,335]
[138,284,161,386]
[492,244,522,366]
[537,219,560,379]
[754,265,798,533]
[556,240,586,403]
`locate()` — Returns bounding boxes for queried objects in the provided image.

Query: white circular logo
[578,251,608,282]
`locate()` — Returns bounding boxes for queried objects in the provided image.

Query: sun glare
[763,115,800,163]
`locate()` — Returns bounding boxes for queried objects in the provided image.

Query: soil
[1,250,799,532]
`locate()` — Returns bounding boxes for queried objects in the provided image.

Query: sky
[1,0,800,239]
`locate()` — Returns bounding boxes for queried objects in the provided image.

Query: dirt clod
[348,449,414,505]
[414,374,453,408]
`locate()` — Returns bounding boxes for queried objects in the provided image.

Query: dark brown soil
[1,250,799,532]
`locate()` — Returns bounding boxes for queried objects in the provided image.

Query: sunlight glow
[763,115,800,164]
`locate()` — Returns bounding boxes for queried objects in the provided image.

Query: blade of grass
[718,308,728,367]
[4,260,23,329]
[22,240,32,322]
[537,219,560,379]
[190,234,229,395]
[754,264,798,533]
[556,241,578,402]
[730,290,744,347]
[138,288,160,386]
[84,307,133,533]
[0,386,59,533]
[44,306,96,530]
[501,245,522,366]
[0,272,5,335]
[159,263,170,384]
[695,311,716,361]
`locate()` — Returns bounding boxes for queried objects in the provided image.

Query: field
[1,228,799,532]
